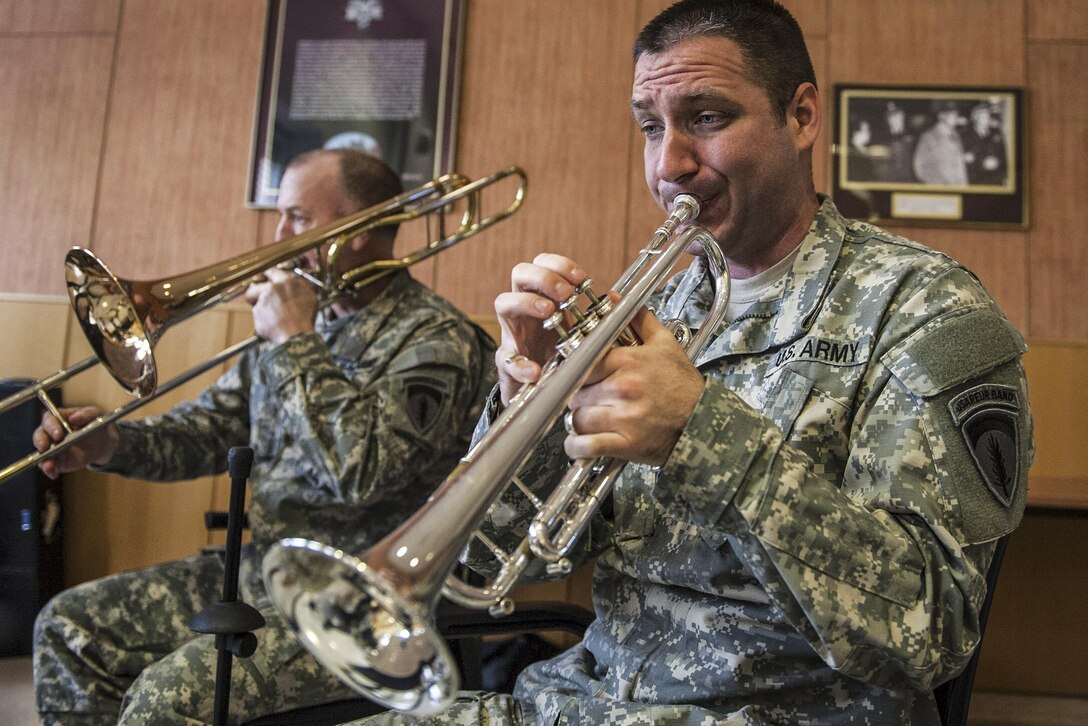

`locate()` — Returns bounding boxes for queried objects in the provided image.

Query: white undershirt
[726,243,803,321]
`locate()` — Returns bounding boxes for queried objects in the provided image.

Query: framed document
[831,85,1027,229]
[248,0,466,207]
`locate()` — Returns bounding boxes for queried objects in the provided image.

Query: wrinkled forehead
[632,36,751,102]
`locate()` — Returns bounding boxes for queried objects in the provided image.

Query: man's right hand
[32,406,119,480]
[245,267,319,345]
[493,253,587,406]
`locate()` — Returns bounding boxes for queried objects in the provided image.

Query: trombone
[0,166,528,486]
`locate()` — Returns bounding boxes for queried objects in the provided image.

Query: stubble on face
[632,37,818,278]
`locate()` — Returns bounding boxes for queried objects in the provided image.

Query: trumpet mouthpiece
[672,194,701,218]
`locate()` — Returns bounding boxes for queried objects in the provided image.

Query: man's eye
[640,122,662,136]
[695,113,721,125]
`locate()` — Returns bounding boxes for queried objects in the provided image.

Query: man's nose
[656,128,699,184]
[274,216,293,242]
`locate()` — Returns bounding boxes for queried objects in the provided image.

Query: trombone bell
[65,247,158,397]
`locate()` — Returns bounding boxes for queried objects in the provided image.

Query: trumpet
[262,194,730,714]
[0,166,527,486]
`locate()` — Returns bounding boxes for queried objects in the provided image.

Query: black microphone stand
[188,446,266,726]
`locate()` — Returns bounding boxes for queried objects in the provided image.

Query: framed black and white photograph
[831,85,1026,229]
[247,0,465,208]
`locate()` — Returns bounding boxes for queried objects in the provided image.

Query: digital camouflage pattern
[348,197,1033,725]
[34,270,496,724]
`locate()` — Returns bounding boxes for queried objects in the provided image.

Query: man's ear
[790,82,821,152]
[348,230,372,252]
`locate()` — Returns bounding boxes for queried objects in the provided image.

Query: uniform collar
[316,269,415,343]
[661,195,848,362]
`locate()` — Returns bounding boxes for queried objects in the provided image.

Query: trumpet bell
[262,538,458,714]
[65,247,157,397]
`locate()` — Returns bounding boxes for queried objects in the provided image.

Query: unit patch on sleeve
[403,376,449,435]
[948,384,1022,508]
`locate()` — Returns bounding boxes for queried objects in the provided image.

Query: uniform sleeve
[98,352,255,480]
[654,300,1032,691]
[250,321,491,507]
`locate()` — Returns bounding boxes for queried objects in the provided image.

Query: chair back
[933,534,1011,726]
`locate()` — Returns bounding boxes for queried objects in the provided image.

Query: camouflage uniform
[34,270,496,725]
[351,197,1033,725]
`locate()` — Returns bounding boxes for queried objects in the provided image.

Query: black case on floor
[0,379,64,656]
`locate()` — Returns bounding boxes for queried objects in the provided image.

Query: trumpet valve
[543,309,585,359]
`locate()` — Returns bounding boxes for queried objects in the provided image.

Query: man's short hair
[285,148,405,239]
[633,0,816,125]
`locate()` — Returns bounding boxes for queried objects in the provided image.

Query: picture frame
[247,0,466,208]
[830,84,1027,229]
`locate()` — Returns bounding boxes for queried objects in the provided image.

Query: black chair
[932,533,1011,726]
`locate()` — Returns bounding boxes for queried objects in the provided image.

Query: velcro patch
[949,384,1021,508]
[403,377,449,434]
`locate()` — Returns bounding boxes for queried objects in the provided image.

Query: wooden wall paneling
[780,0,829,38]
[1021,341,1088,507]
[1028,0,1088,41]
[0,36,114,296]
[60,305,243,583]
[256,209,279,254]
[0,296,71,380]
[635,0,679,32]
[90,0,266,284]
[204,305,259,549]
[828,0,1026,86]
[973,511,1088,697]
[1027,44,1088,340]
[430,0,640,316]
[0,0,118,33]
[898,227,1029,334]
[65,470,217,581]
